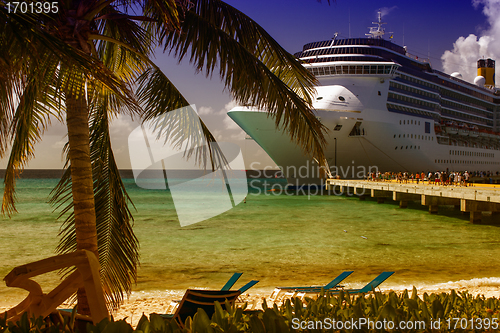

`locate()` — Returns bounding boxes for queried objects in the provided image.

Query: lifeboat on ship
[479,128,489,138]
[468,124,479,137]
[457,123,468,136]
[444,121,459,134]
[487,130,497,139]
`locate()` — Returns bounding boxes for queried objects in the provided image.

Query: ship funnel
[477,58,495,86]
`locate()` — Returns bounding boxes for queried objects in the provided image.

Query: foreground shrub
[2,288,500,332]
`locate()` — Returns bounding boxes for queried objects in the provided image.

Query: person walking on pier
[435,171,441,185]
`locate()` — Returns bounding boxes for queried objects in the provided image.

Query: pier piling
[326,179,500,224]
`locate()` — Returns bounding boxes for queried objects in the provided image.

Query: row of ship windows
[399,74,438,90]
[390,88,491,120]
[388,103,437,118]
[449,150,494,158]
[391,100,489,126]
[441,90,495,110]
[442,109,491,125]
[399,120,420,125]
[395,146,420,150]
[401,73,494,103]
[300,46,379,58]
[435,159,499,165]
[389,92,437,110]
[306,64,398,76]
[400,119,421,125]
[392,78,494,116]
[300,38,405,54]
[440,76,495,102]
[302,56,384,64]
[442,99,491,118]
[390,82,440,100]
[394,134,434,140]
[396,81,493,115]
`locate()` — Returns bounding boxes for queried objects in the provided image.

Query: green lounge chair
[295,271,394,295]
[221,272,243,291]
[270,271,354,301]
[238,280,259,293]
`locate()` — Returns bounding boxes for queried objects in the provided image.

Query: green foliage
[2,289,500,332]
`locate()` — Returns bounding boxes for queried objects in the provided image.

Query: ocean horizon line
[0,169,282,179]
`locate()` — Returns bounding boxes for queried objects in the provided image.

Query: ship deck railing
[405,52,430,64]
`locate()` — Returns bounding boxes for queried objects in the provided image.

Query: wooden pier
[325,179,500,224]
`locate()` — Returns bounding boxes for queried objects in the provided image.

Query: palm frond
[94,3,152,80]
[1,6,140,110]
[160,0,327,164]
[142,0,190,38]
[1,3,144,215]
[1,48,63,215]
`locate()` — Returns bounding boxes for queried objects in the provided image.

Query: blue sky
[2,0,498,169]
[226,0,484,66]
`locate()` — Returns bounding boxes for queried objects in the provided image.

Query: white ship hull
[228,75,500,185]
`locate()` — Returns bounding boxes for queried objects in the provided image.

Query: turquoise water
[1,177,500,299]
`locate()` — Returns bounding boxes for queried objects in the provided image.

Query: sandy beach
[109,281,500,327]
[2,279,499,328]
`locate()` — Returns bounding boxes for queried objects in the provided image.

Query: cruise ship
[228,12,500,185]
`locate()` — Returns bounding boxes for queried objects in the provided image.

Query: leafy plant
[2,288,500,332]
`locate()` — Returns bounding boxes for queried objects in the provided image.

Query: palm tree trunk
[66,92,98,315]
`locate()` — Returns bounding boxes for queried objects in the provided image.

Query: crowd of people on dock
[366,170,477,186]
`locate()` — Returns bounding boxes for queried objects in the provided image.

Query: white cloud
[197,100,244,137]
[198,106,214,115]
[222,115,242,131]
[221,101,246,138]
[198,100,237,116]
[222,100,237,113]
[441,0,500,83]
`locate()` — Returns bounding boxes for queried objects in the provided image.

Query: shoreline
[1,278,499,328]
[106,281,500,327]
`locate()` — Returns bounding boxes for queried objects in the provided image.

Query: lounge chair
[295,271,395,295]
[160,289,241,328]
[269,271,354,302]
[220,272,243,291]
[1,250,108,325]
[234,280,260,309]
[166,274,258,313]
[238,280,259,293]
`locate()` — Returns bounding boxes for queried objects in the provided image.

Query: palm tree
[0,0,327,314]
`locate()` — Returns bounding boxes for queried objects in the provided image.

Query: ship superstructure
[228,12,500,185]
